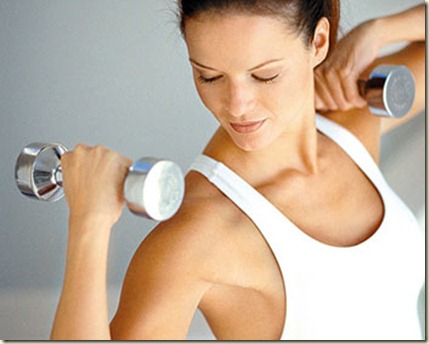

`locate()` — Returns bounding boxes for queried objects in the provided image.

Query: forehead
[184,14,303,69]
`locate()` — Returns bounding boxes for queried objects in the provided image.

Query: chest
[261,149,385,247]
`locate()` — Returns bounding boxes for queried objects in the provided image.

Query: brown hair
[178,0,340,53]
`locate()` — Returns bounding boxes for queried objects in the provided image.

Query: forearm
[50,218,113,340]
[372,4,425,47]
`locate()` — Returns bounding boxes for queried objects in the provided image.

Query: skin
[315,4,425,117]
[315,4,425,136]
[50,6,425,341]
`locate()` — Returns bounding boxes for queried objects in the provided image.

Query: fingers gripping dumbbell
[358,64,415,118]
[14,142,185,221]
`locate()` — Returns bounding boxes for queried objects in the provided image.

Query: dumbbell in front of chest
[358,64,415,118]
[14,142,185,221]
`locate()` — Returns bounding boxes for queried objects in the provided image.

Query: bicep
[109,222,212,340]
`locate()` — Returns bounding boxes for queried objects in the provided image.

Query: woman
[50,1,425,340]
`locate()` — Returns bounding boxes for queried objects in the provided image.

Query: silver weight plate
[124,158,185,221]
[370,65,415,118]
[15,143,68,202]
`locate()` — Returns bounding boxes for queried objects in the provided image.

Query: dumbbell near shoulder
[358,64,415,118]
[14,142,185,221]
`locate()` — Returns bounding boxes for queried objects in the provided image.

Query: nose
[225,81,256,117]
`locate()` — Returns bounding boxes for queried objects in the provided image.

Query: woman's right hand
[314,19,380,113]
[61,144,133,228]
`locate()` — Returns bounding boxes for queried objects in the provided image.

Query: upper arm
[323,41,425,163]
[109,213,214,340]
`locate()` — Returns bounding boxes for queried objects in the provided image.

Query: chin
[233,136,273,152]
[224,124,276,152]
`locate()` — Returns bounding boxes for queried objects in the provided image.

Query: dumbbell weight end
[124,158,185,221]
[15,142,68,202]
[358,65,415,119]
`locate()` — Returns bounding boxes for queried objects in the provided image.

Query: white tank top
[189,115,424,340]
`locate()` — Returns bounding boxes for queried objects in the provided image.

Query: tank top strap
[189,155,292,229]
[189,115,388,232]
[315,114,388,191]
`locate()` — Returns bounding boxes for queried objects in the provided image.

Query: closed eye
[198,75,223,84]
[252,74,280,83]
[197,73,279,84]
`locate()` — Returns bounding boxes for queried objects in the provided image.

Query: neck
[204,115,320,185]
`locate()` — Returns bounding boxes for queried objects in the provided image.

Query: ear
[311,17,330,68]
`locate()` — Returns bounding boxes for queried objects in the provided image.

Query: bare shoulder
[134,170,240,270]
[110,170,239,339]
[123,169,240,287]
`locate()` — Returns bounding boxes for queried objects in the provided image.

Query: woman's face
[184,13,325,151]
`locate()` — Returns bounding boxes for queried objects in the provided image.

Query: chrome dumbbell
[14,142,185,221]
[358,64,415,118]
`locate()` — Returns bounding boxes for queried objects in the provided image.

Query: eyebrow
[189,58,285,72]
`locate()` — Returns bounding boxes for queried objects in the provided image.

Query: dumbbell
[14,142,185,221]
[358,64,415,118]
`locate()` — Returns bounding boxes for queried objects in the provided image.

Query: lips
[230,119,267,133]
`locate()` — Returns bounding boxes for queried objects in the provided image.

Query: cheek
[194,83,224,117]
[275,68,313,108]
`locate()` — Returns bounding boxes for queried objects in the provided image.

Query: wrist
[68,214,114,243]
[69,211,116,229]
[66,218,112,267]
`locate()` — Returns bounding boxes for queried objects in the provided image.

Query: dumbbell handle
[358,78,382,97]
[357,77,387,106]
[357,78,384,113]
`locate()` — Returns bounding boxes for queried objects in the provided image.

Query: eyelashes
[197,74,280,85]
[253,74,280,83]
[198,75,222,84]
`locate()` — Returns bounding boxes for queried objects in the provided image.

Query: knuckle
[94,144,106,151]
[339,67,351,78]
[74,143,89,152]
[95,145,113,157]
[352,98,367,109]
[125,157,133,167]
[338,98,350,110]
[339,104,352,112]
[60,151,70,164]
[357,100,368,108]
[327,100,338,111]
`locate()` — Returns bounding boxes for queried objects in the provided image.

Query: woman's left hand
[314,19,380,113]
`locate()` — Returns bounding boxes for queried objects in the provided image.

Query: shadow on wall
[380,111,426,230]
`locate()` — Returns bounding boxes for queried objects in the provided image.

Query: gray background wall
[0,0,425,340]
